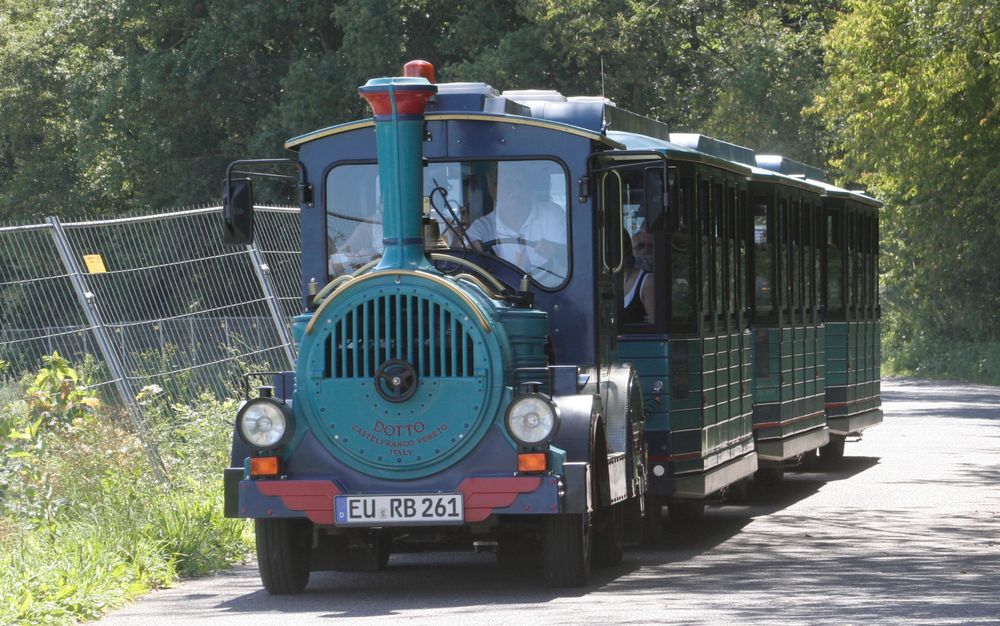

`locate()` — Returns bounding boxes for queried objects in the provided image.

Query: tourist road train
[221,60,882,593]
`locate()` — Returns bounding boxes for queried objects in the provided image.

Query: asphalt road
[96,378,1000,625]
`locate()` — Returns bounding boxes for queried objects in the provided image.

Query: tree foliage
[815,0,1000,374]
[0,0,837,217]
[3,0,999,376]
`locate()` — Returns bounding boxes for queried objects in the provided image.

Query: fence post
[47,217,167,482]
[247,243,296,368]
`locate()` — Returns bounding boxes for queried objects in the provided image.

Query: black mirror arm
[225,158,313,208]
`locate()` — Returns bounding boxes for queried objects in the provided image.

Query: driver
[466,162,567,284]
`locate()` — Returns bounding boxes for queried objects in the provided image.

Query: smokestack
[358,76,438,271]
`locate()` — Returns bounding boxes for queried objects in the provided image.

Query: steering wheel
[481,237,533,254]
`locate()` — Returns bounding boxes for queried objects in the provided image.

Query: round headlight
[237,400,291,449]
[506,394,558,445]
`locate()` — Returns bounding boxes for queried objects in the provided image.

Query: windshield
[325,159,569,288]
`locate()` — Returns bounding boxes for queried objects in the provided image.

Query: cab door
[589,152,672,362]
[595,163,624,364]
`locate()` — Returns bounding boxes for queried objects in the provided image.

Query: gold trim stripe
[285,120,375,149]
[425,113,625,149]
[284,113,624,150]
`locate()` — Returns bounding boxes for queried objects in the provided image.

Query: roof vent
[435,82,499,96]
[756,155,826,183]
[670,133,756,167]
[501,89,567,102]
[568,95,617,106]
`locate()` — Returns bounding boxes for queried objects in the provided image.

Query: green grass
[0,362,252,625]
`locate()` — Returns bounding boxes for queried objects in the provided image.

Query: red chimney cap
[403,60,436,83]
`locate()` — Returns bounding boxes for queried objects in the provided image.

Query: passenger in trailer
[467,161,567,286]
[622,230,654,324]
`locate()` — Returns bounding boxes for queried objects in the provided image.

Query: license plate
[334,494,464,526]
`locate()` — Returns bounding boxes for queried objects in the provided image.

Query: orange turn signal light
[517,452,548,473]
[250,456,280,477]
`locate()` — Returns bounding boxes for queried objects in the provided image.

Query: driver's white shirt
[466,201,567,283]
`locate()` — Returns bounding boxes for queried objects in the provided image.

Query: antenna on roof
[600,56,606,100]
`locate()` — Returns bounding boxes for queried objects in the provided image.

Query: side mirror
[222,178,254,245]
[643,165,678,232]
[643,166,666,231]
[601,171,624,272]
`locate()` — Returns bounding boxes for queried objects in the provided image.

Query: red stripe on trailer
[754,410,826,430]
[826,395,881,410]
[649,452,702,462]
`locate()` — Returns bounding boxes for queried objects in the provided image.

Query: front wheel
[255,518,312,595]
[542,513,592,587]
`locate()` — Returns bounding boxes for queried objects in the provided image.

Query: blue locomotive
[221,60,881,592]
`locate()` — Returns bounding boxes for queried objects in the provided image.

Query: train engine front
[224,72,637,593]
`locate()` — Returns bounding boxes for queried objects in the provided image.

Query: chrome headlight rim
[505,393,559,446]
[236,398,294,451]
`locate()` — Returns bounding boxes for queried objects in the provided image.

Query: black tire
[624,495,663,546]
[542,513,592,587]
[755,464,785,486]
[820,434,846,462]
[726,478,751,503]
[255,518,311,595]
[592,502,625,567]
[667,501,705,526]
[496,537,541,570]
[799,449,821,472]
[375,532,392,570]
[641,496,664,545]
[327,532,391,571]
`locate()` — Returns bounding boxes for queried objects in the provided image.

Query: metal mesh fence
[0,206,302,476]
[255,208,303,321]
[0,224,97,377]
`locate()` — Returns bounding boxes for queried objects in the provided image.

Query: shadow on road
[97,378,1000,624]
[213,456,885,620]
[648,455,880,558]
[600,504,1000,624]
[883,377,1000,421]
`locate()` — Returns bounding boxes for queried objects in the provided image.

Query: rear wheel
[542,512,592,587]
[799,449,821,471]
[624,495,663,546]
[641,496,664,544]
[592,502,625,567]
[496,536,541,570]
[376,533,391,569]
[755,464,785,485]
[256,518,311,595]
[667,501,705,526]
[327,531,392,571]
[820,434,846,462]
[726,478,751,503]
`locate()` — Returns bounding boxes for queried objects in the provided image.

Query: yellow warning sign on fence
[83,254,107,274]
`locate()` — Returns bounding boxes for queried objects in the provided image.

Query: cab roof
[284,80,662,151]
[283,80,879,207]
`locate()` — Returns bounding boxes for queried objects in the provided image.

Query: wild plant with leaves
[0,354,251,625]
